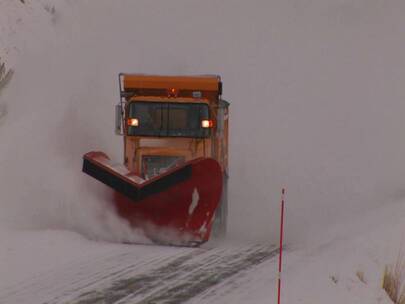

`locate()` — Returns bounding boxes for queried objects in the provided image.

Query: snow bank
[281,200,405,304]
[200,200,404,304]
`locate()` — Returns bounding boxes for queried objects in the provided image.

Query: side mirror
[115,104,123,135]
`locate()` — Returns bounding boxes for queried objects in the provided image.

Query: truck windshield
[128,102,210,138]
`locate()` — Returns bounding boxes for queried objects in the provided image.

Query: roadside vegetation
[383,252,405,304]
[0,57,13,93]
[0,57,13,122]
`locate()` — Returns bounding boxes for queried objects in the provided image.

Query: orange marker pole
[277,188,286,304]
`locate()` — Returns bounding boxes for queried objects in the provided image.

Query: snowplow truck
[82,74,229,246]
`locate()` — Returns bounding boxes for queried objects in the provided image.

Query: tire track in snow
[47,250,200,304]
[71,244,277,304]
[0,244,277,304]
[53,249,207,304]
[0,246,196,304]
[184,251,280,304]
[70,247,230,304]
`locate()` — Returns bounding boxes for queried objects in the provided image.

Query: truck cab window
[128,102,210,138]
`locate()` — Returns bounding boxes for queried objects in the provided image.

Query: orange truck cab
[83,74,229,246]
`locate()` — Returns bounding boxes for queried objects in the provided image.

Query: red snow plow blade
[83,151,223,246]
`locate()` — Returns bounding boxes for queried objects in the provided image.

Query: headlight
[128,118,139,127]
[201,119,213,128]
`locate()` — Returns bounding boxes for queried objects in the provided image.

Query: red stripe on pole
[277,188,286,304]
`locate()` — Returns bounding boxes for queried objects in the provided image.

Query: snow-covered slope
[0,1,404,303]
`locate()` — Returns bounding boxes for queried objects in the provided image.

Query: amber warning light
[167,88,178,97]
[128,118,139,127]
[201,120,213,128]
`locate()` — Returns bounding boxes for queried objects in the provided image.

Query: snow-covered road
[0,234,278,304]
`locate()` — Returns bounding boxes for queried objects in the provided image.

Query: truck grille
[142,155,185,179]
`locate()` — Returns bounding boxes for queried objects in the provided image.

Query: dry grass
[330,274,338,284]
[44,4,56,15]
[0,58,13,93]
[0,57,13,122]
[383,252,405,304]
[356,270,366,284]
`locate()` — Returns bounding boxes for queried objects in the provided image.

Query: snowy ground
[1,1,404,303]
[0,232,278,304]
[1,202,403,304]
